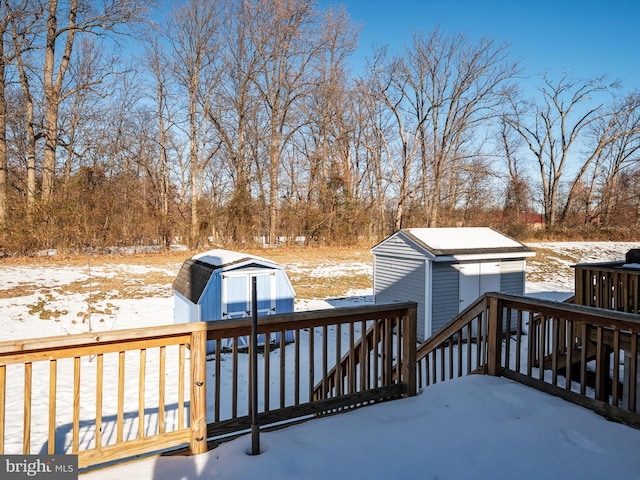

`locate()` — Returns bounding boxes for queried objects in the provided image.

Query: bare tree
[353,78,390,239]
[58,35,115,188]
[367,46,424,231]
[145,37,176,247]
[559,92,640,224]
[6,0,40,214]
[298,5,358,241]
[505,74,629,226]
[587,92,640,226]
[413,29,518,227]
[0,2,9,231]
[166,0,221,247]
[40,0,150,199]
[366,30,516,230]
[497,113,532,223]
[204,0,260,243]
[246,0,322,244]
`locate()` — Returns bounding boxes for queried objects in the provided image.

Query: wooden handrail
[312,303,418,401]
[416,296,488,361]
[0,302,417,469]
[492,292,640,329]
[414,291,640,428]
[311,317,382,400]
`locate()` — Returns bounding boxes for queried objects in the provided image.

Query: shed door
[457,261,500,312]
[221,270,276,319]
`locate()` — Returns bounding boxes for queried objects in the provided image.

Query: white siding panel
[500,259,525,332]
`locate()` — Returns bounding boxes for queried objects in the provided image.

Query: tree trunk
[268,128,279,245]
[42,0,79,200]
[0,24,5,231]
[189,72,199,248]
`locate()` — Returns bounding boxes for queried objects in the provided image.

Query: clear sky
[320,0,640,92]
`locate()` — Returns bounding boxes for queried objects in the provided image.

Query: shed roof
[172,259,215,303]
[173,249,285,304]
[373,227,535,261]
[193,249,279,269]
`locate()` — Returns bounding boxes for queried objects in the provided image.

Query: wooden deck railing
[415,293,640,428]
[415,298,489,388]
[0,302,417,469]
[574,262,640,314]
[310,313,414,401]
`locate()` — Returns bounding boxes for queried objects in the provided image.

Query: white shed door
[457,262,500,312]
[221,271,276,319]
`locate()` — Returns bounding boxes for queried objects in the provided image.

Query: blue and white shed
[173,249,296,350]
[372,227,535,341]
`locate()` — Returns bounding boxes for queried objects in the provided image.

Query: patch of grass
[291,273,372,299]
[0,284,39,299]
[1,246,374,304]
[76,302,119,324]
[26,294,69,320]
[525,247,578,284]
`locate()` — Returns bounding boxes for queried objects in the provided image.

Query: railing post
[249,276,261,455]
[402,304,417,397]
[595,326,612,402]
[575,267,584,306]
[487,296,502,376]
[190,329,207,455]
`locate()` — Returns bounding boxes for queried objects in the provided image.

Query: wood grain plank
[48,360,57,454]
[23,362,32,454]
[96,354,103,448]
[73,357,80,453]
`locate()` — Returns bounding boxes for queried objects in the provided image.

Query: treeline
[1,0,639,254]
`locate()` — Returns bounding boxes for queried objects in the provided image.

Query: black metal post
[250,276,260,455]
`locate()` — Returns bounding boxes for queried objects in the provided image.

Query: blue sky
[320,0,640,92]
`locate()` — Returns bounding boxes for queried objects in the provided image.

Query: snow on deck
[80,375,640,480]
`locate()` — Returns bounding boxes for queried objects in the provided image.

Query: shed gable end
[374,254,427,338]
[373,233,430,260]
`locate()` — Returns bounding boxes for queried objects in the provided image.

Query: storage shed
[372,227,535,341]
[173,249,296,351]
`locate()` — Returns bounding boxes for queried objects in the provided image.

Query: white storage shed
[173,249,296,351]
[372,227,535,341]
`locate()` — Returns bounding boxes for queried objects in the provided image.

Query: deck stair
[408,292,640,428]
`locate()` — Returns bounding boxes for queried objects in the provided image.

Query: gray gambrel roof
[172,259,216,303]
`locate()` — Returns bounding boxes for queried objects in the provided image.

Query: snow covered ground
[1,242,640,479]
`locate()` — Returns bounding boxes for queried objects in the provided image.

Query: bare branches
[367,28,518,229]
[504,73,640,227]
[2,1,640,251]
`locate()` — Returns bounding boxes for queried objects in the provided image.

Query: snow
[1,242,640,479]
[80,375,640,480]
[405,227,527,250]
[193,249,278,267]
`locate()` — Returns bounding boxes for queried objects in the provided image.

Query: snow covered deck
[80,375,640,480]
